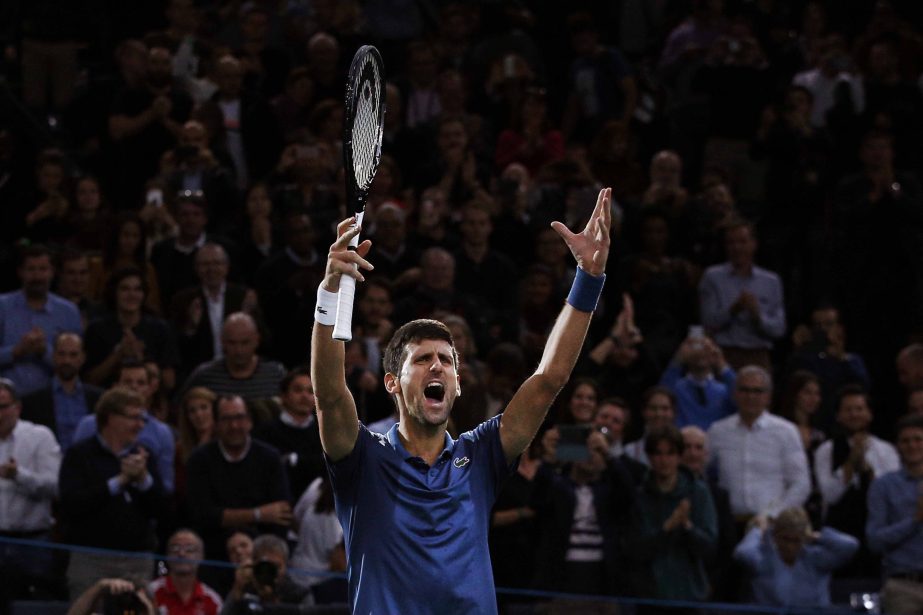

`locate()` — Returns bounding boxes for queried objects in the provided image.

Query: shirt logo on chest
[453,456,470,468]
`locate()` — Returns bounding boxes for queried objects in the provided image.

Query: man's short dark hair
[383,319,456,376]
[280,365,311,394]
[57,246,88,269]
[896,414,923,439]
[641,385,677,411]
[644,425,685,457]
[17,244,53,268]
[96,386,145,430]
[835,384,870,412]
[214,394,249,422]
[117,358,149,381]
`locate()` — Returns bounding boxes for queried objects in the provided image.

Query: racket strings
[351,55,383,191]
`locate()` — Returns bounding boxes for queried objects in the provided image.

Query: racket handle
[332,275,356,341]
[332,212,364,342]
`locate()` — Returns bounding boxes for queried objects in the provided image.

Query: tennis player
[311,188,612,613]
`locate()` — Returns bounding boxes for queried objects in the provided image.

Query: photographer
[67,578,155,615]
[223,535,309,614]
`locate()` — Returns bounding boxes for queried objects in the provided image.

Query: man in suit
[20,332,103,452]
[171,243,259,381]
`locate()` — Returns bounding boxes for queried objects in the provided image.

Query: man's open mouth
[424,382,446,402]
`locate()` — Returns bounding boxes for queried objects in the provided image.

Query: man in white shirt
[707,366,810,524]
[814,385,899,576]
[0,377,62,601]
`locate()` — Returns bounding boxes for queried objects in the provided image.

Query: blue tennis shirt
[326,414,514,614]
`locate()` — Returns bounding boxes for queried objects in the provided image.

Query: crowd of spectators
[2,0,923,613]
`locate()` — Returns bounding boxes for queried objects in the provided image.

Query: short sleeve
[462,415,517,502]
[324,424,372,507]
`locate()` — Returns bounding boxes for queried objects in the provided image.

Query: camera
[556,425,593,462]
[253,560,279,588]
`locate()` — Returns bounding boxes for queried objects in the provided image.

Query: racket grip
[333,274,357,341]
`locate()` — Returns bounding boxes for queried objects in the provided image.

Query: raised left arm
[499,188,612,462]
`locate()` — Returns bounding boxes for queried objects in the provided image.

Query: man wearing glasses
[149,529,223,615]
[707,366,811,527]
[185,395,290,565]
[59,386,168,599]
[0,378,61,603]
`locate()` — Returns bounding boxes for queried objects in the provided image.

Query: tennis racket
[332,45,386,341]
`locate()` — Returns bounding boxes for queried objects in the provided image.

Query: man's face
[58,257,90,298]
[837,394,872,434]
[118,367,152,403]
[167,531,203,576]
[19,255,54,298]
[773,529,806,565]
[147,47,173,86]
[896,354,923,389]
[388,339,460,428]
[374,209,406,251]
[734,372,771,421]
[650,153,681,188]
[460,207,492,245]
[897,427,923,468]
[681,429,708,475]
[177,202,207,239]
[594,403,626,442]
[216,58,243,98]
[106,403,146,447]
[215,398,252,449]
[281,375,315,418]
[421,251,454,291]
[0,388,21,438]
[222,322,259,370]
[285,215,315,257]
[725,226,756,268]
[359,285,392,325]
[53,335,85,381]
[649,440,681,483]
[195,247,229,289]
[642,393,675,430]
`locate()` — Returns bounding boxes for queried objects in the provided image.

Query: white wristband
[315,286,337,326]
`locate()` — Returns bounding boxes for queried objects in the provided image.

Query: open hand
[550,187,611,277]
[322,217,374,292]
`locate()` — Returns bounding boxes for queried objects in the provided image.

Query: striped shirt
[565,485,604,562]
[180,358,285,401]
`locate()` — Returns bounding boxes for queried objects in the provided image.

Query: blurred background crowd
[1,0,923,613]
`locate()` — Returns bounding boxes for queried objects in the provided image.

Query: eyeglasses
[168,544,201,556]
[738,386,768,394]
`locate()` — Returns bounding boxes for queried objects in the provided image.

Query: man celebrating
[311,189,611,613]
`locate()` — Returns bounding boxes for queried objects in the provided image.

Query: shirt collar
[219,436,251,462]
[175,233,207,254]
[52,376,84,395]
[736,410,768,430]
[163,576,206,603]
[96,434,138,457]
[203,282,226,302]
[13,289,49,312]
[279,409,315,429]
[386,423,455,465]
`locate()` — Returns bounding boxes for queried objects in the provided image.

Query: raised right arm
[311,218,374,461]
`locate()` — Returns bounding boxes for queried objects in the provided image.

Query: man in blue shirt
[698,220,785,370]
[660,334,736,430]
[21,332,103,451]
[867,414,923,615]
[311,189,612,613]
[0,245,82,395]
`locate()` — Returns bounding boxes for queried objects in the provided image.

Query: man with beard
[311,188,612,613]
[20,332,103,451]
[0,245,81,395]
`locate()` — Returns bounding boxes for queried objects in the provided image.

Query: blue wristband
[566,268,606,312]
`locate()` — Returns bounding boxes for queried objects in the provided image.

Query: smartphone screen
[557,425,592,462]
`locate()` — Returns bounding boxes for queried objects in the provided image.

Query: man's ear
[455,374,461,398]
[384,372,400,395]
